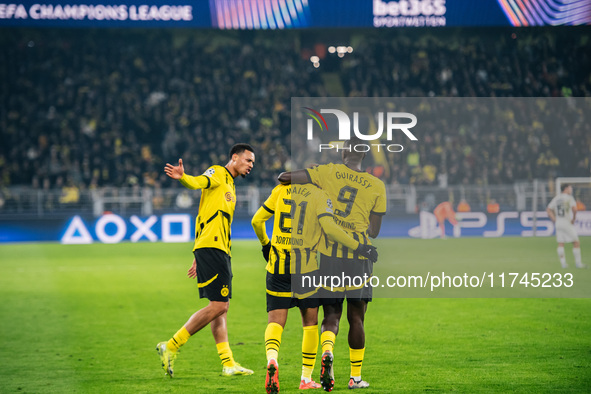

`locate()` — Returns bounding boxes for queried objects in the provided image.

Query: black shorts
[193,248,232,302]
[266,271,320,312]
[317,254,373,304]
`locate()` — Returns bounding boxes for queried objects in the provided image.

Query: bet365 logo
[303,107,417,152]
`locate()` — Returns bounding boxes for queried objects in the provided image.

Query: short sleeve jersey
[548,193,577,227]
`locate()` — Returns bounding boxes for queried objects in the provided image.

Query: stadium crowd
[1,27,590,194]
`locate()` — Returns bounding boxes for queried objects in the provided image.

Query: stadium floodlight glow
[313,62,320,68]
[310,55,319,63]
[333,45,351,58]
[328,46,336,53]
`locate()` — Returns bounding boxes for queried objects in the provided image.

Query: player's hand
[187,258,197,278]
[165,158,185,180]
[356,244,378,263]
[262,242,271,262]
[277,172,291,185]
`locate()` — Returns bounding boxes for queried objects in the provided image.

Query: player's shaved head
[342,137,366,166]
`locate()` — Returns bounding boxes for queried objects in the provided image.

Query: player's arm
[252,206,273,261]
[179,171,220,190]
[319,215,378,262]
[177,174,210,190]
[572,205,577,225]
[319,215,359,250]
[253,185,284,261]
[164,159,220,190]
[367,213,383,238]
[251,206,272,246]
[368,182,387,238]
[546,206,556,223]
[278,169,310,185]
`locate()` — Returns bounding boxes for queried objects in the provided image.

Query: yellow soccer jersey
[254,184,291,275]
[180,165,236,255]
[252,183,360,275]
[306,163,387,258]
[290,184,338,274]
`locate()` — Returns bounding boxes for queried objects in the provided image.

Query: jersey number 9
[334,186,358,218]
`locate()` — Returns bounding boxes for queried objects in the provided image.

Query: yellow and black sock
[349,347,365,379]
[166,326,190,351]
[320,331,336,354]
[265,322,283,362]
[301,325,318,381]
[216,341,236,368]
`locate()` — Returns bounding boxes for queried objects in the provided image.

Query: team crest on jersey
[225,192,235,202]
[203,168,215,177]
[326,198,334,213]
[221,286,229,297]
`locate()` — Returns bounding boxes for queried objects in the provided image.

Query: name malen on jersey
[291,185,311,198]
[275,235,304,246]
[335,171,373,189]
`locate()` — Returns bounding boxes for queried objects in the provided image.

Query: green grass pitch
[0,237,590,393]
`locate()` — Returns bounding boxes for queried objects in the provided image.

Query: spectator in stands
[59,177,80,204]
[487,199,500,214]
[457,199,471,213]
[576,198,586,212]
[1,27,590,191]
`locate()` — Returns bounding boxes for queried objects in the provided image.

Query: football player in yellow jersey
[252,183,377,394]
[155,143,255,378]
[278,137,386,391]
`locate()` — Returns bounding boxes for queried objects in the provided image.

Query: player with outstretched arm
[156,143,255,378]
